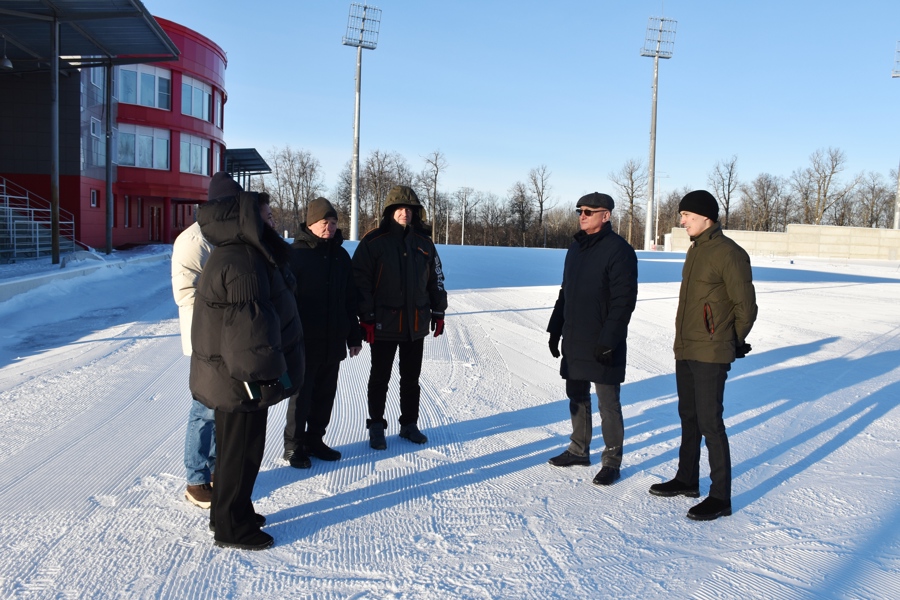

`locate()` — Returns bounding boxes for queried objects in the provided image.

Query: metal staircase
[0,176,77,263]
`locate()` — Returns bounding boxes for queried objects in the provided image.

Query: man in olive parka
[649,189,757,522]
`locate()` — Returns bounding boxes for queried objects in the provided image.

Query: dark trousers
[565,380,624,468]
[367,338,425,427]
[674,359,732,500]
[283,360,340,451]
[210,408,268,543]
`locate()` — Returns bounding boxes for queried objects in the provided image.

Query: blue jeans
[184,398,216,485]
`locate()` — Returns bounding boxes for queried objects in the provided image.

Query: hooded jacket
[352,214,447,342]
[547,221,638,384]
[673,222,757,363]
[189,191,304,412]
[289,225,361,363]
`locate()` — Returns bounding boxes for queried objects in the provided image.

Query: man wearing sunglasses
[546,192,638,486]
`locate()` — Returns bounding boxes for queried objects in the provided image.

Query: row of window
[91,65,223,128]
[88,192,194,236]
[87,120,219,176]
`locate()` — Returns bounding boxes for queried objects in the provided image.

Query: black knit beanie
[678,190,718,222]
[208,171,242,201]
[306,197,338,226]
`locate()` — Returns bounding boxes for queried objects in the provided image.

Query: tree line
[254,145,898,249]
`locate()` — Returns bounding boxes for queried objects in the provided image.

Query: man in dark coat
[190,189,304,550]
[649,190,757,521]
[352,185,448,450]
[282,197,362,469]
[546,192,638,486]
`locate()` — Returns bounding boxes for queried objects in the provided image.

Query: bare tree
[803,147,860,225]
[855,171,892,228]
[708,155,739,229]
[507,181,533,247]
[265,145,325,236]
[421,150,447,230]
[608,158,648,245]
[740,173,784,232]
[527,165,553,246]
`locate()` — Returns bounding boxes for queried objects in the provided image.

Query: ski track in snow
[0,252,898,598]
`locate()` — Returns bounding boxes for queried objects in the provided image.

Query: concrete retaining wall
[664,224,900,261]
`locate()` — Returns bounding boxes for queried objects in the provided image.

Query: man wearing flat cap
[649,189,757,521]
[546,192,638,486]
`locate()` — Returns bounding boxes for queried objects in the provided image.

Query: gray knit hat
[306,197,338,226]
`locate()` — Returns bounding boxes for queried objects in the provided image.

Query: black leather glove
[735,342,752,359]
[258,379,285,403]
[549,334,560,358]
[594,344,613,365]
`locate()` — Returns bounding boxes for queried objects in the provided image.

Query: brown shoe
[185,483,213,509]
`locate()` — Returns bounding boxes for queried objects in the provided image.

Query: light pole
[640,16,676,251]
[342,3,381,241]
[892,42,900,229]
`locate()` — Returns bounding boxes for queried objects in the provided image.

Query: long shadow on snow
[624,341,900,514]
[257,402,564,543]
[259,338,898,538]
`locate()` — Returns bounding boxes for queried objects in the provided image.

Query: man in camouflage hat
[352,185,448,450]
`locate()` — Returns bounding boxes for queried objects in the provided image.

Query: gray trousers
[565,379,623,468]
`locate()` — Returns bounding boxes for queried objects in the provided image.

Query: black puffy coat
[289,226,361,363]
[352,218,447,342]
[190,192,305,412]
[547,221,638,384]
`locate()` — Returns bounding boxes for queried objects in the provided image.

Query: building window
[214,91,223,129]
[179,133,210,176]
[90,189,98,208]
[181,75,212,122]
[90,66,103,90]
[137,198,143,228]
[118,65,171,110]
[116,125,169,170]
[124,195,131,228]
[90,118,101,138]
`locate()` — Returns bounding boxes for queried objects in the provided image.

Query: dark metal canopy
[225,148,271,177]
[0,0,179,73]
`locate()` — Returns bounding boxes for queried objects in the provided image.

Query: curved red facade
[0,17,229,250]
[113,17,228,246]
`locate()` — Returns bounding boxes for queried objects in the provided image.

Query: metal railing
[0,176,77,262]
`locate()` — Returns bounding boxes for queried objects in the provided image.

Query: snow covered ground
[0,243,898,599]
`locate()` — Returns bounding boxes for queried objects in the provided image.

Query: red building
[0,16,230,251]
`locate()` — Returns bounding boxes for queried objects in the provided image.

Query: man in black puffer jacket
[546,192,638,487]
[282,197,362,469]
[352,185,447,450]
[191,188,304,550]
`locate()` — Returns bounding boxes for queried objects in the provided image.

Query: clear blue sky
[147,0,900,206]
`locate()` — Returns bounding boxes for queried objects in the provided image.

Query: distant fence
[664,224,900,261]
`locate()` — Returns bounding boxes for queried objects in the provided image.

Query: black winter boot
[369,423,387,450]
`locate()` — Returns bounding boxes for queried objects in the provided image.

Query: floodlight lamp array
[640,17,677,59]
[343,3,382,50]
[893,41,900,78]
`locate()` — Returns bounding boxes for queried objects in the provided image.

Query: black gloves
[549,334,560,358]
[735,342,752,359]
[594,344,613,365]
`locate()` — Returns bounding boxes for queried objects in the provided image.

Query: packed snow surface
[0,244,898,599]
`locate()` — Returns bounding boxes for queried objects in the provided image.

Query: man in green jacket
[649,190,757,521]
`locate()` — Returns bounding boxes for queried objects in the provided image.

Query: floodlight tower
[893,42,900,229]
[640,16,676,250]
[343,3,382,241]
